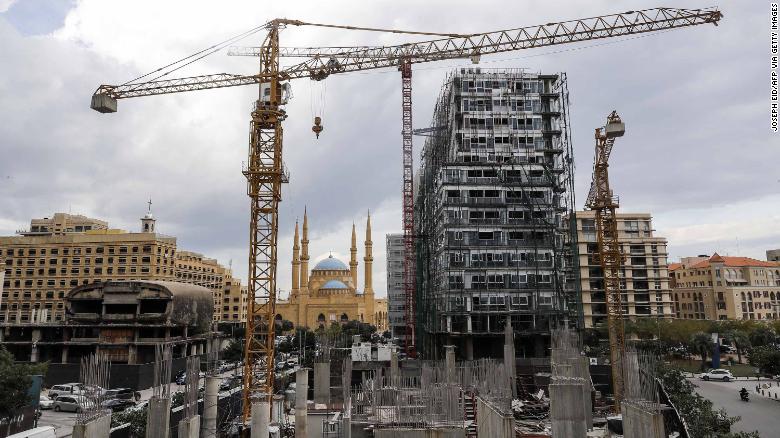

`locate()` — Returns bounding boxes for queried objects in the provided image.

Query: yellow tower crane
[585,110,627,411]
[90,8,722,421]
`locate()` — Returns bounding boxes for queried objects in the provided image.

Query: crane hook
[312,116,323,139]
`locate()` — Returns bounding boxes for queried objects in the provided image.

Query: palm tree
[723,329,750,364]
[690,332,713,371]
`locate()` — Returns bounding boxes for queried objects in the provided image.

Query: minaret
[363,211,373,294]
[140,198,155,233]
[300,208,310,288]
[291,220,300,294]
[350,223,358,288]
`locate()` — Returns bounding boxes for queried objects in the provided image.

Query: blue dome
[313,255,349,271]
[321,280,349,289]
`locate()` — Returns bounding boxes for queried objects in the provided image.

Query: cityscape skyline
[1,1,776,297]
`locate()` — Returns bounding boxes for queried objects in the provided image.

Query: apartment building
[670,253,780,321]
[174,250,247,323]
[386,233,406,339]
[414,69,576,360]
[573,211,674,328]
[767,249,780,262]
[1,212,243,324]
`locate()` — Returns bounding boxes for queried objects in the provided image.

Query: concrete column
[178,415,200,438]
[72,412,111,438]
[465,337,474,361]
[444,345,456,384]
[622,402,665,438]
[61,346,69,364]
[128,345,138,365]
[342,412,352,438]
[549,382,587,438]
[146,396,172,438]
[503,320,517,399]
[30,329,41,363]
[251,397,270,438]
[271,394,285,424]
[200,376,220,438]
[390,350,399,384]
[295,369,309,438]
[314,362,330,405]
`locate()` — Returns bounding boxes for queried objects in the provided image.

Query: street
[690,377,780,437]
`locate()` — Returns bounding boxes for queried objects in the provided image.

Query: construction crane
[585,110,627,411]
[90,7,721,421]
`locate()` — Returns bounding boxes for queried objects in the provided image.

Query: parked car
[48,384,82,399]
[219,379,233,392]
[104,388,140,401]
[700,369,734,381]
[53,395,86,413]
[721,345,737,354]
[38,395,54,410]
[101,398,135,412]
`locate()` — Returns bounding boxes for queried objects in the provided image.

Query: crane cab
[259,82,291,107]
[604,113,625,138]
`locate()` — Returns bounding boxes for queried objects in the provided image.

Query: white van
[6,426,56,438]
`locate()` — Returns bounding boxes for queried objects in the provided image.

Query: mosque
[274,210,388,331]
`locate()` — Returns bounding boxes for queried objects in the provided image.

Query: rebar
[183,355,201,419]
[76,352,110,424]
[152,343,172,400]
[623,349,660,412]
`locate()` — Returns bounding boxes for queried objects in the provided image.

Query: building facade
[414,69,577,360]
[275,211,387,331]
[385,233,406,339]
[670,253,780,321]
[574,211,674,328]
[1,212,244,324]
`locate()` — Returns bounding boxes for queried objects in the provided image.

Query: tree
[690,332,713,371]
[748,345,780,375]
[658,364,759,438]
[111,406,147,437]
[222,339,244,363]
[748,326,776,348]
[723,330,750,364]
[0,347,47,417]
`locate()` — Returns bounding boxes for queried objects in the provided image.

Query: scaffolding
[415,68,578,360]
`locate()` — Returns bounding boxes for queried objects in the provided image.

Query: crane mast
[240,25,283,419]
[585,110,626,411]
[89,7,721,423]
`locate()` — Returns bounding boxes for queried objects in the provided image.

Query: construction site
[4,4,735,438]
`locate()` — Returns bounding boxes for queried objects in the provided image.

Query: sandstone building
[670,253,780,320]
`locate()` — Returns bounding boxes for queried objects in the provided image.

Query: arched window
[741,292,746,300]
[340,313,349,323]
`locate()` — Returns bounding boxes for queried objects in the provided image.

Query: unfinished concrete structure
[1,280,213,365]
[415,68,576,360]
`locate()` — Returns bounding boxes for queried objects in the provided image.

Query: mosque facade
[274,210,388,331]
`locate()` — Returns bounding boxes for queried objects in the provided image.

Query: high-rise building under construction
[415,68,576,360]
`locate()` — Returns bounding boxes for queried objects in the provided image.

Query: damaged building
[0,280,213,370]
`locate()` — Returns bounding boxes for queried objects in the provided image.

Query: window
[508,211,524,220]
[454,231,464,241]
[478,231,494,240]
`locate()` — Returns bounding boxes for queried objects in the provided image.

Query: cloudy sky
[1,0,777,298]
